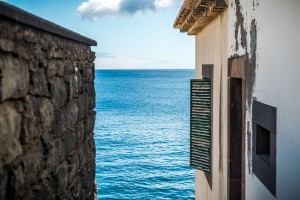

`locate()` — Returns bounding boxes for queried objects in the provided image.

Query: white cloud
[154,0,174,9]
[94,53,193,69]
[77,0,121,18]
[77,0,181,19]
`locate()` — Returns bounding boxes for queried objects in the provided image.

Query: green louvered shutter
[190,78,212,172]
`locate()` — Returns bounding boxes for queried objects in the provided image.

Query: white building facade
[174,1,300,200]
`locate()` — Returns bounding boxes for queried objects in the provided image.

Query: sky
[2,0,195,69]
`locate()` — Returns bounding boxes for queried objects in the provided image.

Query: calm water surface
[94,70,195,199]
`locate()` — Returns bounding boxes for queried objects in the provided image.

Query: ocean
[94,69,195,199]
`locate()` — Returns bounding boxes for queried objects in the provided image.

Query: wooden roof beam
[174,0,227,35]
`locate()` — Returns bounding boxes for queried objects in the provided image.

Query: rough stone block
[45,61,57,77]
[22,140,45,181]
[30,183,50,200]
[6,165,25,199]
[16,44,32,60]
[45,60,64,77]
[20,95,38,145]
[55,161,68,193]
[33,46,46,61]
[62,99,79,131]
[68,176,82,199]
[13,25,23,40]
[41,131,53,153]
[40,34,52,51]
[77,145,86,167]
[61,132,76,157]
[76,72,83,94]
[45,139,64,169]
[0,38,14,52]
[85,110,96,133]
[39,98,54,132]
[29,69,50,97]
[0,55,29,102]
[28,60,38,72]
[87,83,96,109]
[0,101,22,170]
[52,110,67,138]
[89,51,96,62]
[80,167,90,189]
[64,74,79,101]
[53,99,78,137]
[20,96,53,145]
[75,121,85,146]
[23,29,36,43]
[64,61,75,74]
[12,100,24,113]
[57,61,65,77]
[80,64,88,78]
[0,25,8,38]
[48,77,67,109]
[87,64,95,83]
[53,49,62,59]
[67,154,79,183]
[78,94,88,121]
[33,178,55,200]
[0,169,8,198]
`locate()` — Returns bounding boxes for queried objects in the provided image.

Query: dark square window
[256,125,271,165]
[252,100,276,197]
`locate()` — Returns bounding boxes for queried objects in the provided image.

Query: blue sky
[3,0,194,69]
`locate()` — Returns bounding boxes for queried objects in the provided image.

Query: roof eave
[173,0,227,35]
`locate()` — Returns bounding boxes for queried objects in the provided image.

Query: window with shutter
[190,78,212,172]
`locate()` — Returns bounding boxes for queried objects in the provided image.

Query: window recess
[252,100,277,197]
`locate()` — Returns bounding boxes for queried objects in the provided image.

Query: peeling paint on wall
[233,0,258,174]
[234,0,247,51]
[246,19,257,108]
[246,19,257,174]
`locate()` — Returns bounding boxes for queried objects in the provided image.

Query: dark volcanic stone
[6,166,25,199]
[0,102,22,169]
[20,95,38,145]
[29,69,50,97]
[0,54,29,102]
[0,169,8,198]
[0,10,96,199]
[48,77,67,109]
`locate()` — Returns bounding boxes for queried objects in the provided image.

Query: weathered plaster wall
[195,9,228,200]
[0,3,97,199]
[229,0,300,199]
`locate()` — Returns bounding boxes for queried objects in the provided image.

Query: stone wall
[0,3,97,199]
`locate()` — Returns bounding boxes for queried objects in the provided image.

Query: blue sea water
[94,70,195,199]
